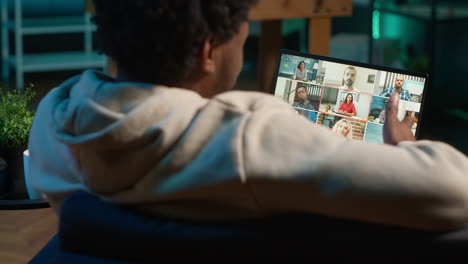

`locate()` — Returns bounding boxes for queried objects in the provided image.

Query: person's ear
[199,37,218,74]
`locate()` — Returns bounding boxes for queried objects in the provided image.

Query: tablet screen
[273,50,428,143]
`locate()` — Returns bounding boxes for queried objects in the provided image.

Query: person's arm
[350,103,357,116]
[242,94,468,231]
[379,89,389,97]
[301,70,307,81]
[406,90,414,102]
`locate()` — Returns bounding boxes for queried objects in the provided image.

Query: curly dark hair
[92,0,258,85]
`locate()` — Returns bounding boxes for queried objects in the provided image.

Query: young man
[29,0,468,231]
[293,86,315,110]
[340,66,360,92]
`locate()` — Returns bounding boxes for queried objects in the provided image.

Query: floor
[0,208,57,263]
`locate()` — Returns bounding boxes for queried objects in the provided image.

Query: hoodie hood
[48,70,207,193]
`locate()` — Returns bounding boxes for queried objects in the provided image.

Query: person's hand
[383,93,415,145]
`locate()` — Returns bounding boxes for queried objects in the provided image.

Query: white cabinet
[1,0,105,89]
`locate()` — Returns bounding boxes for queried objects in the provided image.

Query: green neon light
[372,10,380,39]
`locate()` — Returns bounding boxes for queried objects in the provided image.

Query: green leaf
[0,84,36,149]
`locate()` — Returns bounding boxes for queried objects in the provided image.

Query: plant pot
[0,146,28,199]
[0,157,8,199]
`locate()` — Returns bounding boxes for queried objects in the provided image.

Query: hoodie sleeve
[242,109,468,230]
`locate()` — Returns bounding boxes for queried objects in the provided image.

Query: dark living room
[1,0,468,262]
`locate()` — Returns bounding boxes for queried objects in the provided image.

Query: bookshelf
[1,0,105,89]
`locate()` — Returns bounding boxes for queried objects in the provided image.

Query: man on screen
[292,86,315,111]
[335,66,360,114]
[379,75,413,101]
[340,66,360,92]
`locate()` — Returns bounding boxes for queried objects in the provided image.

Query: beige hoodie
[29,70,468,230]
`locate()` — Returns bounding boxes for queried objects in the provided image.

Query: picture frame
[367,74,375,83]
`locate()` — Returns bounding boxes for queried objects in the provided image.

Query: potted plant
[0,85,36,199]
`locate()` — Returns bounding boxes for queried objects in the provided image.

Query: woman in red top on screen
[338,93,356,116]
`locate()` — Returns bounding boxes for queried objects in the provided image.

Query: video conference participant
[334,66,362,116]
[337,93,357,117]
[293,60,307,81]
[292,86,315,111]
[340,66,360,92]
[293,85,315,117]
[331,118,353,139]
[379,75,413,101]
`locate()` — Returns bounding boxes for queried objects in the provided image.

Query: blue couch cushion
[31,191,468,262]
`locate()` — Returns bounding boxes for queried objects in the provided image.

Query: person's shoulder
[304,101,314,109]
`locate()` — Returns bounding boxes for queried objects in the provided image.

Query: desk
[250,0,352,93]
